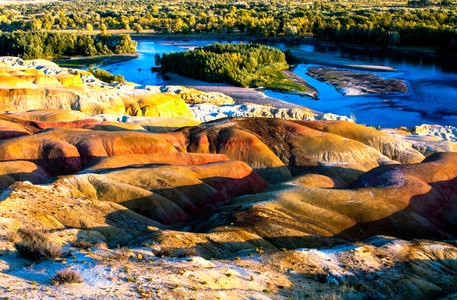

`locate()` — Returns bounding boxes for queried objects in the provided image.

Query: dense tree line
[0,0,456,50]
[0,31,137,59]
[157,42,289,88]
[312,8,457,49]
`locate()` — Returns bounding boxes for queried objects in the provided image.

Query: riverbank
[164,73,305,109]
[161,45,401,107]
[289,49,397,71]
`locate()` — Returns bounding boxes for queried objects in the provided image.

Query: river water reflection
[101,39,457,128]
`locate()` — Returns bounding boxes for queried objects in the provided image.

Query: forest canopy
[157,42,304,91]
[0,0,456,50]
[0,31,137,59]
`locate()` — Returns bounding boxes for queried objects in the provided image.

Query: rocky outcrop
[2,56,457,300]
[0,181,161,246]
[300,120,425,164]
[409,124,457,142]
[5,109,87,122]
[189,103,318,123]
[0,116,442,186]
[88,115,201,133]
[0,117,33,139]
[0,57,194,119]
[83,152,230,172]
[162,86,235,105]
[131,91,192,118]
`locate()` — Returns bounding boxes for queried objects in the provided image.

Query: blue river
[101,39,457,128]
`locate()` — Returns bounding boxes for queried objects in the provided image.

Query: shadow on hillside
[98,172,268,226]
[0,130,31,140]
[0,171,51,190]
[110,173,457,260]
[2,157,457,296]
[339,176,457,240]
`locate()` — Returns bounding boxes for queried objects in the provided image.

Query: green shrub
[88,67,125,83]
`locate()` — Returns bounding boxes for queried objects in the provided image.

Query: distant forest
[0,32,137,59]
[0,0,456,51]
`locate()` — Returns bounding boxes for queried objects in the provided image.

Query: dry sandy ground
[2,235,457,299]
[164,73,307,110]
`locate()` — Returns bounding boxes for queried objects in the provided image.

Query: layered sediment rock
[1,57,457,300]
[0,56,194,119]
[0,161,50,189]
[162,86,235,105]
[178,118,419,184]
[0,115,449,186]
[55,160,268,225]
[0,128,179,175]
[301,120,425,164]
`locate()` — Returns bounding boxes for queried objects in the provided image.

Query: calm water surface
[101,39,457,128]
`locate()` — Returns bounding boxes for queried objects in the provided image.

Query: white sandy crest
[188,103,354,123]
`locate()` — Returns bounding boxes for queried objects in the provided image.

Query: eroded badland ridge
[0,57,457,299]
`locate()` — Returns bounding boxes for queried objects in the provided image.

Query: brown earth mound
[55,160,268,225]
[0,117,433,186]
[84,152,230,172]
[0,128,179,176]
[6,109,88,122]
[0,181,161,246]
[179,118,399,184]
[0,161,50,189]
[0,118,33,140]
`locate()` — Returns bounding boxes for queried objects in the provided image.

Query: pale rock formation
[409,124,457,142]
[0,57,194,119]
[161,86,234,105]
[189,103,316,122]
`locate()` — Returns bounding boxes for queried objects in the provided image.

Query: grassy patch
[261,70,307,92]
